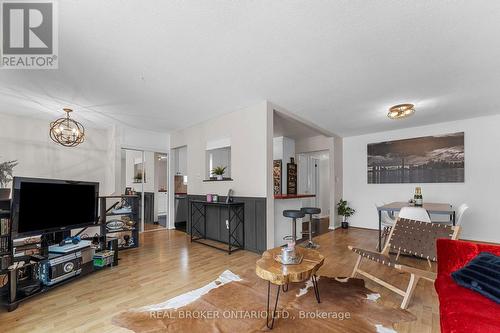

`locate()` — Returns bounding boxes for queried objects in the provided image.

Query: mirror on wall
[205,138,231,180]
[121,149,169,233]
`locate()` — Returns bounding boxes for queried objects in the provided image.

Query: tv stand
[1,194,138,311]
[4,235,117,312]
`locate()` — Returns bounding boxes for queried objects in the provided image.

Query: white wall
[170,101,274,246]
[120,125,169,153]
[333,135,343,228]
[0,113,111,237]
[265,104,275,249]
[319,158,330,215]
[0,113,109,192]
[343,114,500,243]
[170,102,269,197]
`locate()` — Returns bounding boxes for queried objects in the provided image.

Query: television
[11,177,99,237]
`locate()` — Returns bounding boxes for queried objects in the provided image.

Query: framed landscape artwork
[367,132,464,184]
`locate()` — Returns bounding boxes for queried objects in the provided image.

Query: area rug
[113,269,416,332]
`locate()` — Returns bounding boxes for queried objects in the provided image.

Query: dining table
[376,202,455,252]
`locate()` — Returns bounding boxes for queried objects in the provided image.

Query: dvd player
[49,240,92,253]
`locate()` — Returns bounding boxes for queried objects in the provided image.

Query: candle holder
[275,236,303,265]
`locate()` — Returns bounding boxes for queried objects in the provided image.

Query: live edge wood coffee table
[256,246,325,329]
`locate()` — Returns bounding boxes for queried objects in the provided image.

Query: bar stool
[283,210,305,242]
[301,207,321,249]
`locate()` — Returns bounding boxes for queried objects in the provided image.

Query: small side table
[190,200,245,254]
[255,246,324,329]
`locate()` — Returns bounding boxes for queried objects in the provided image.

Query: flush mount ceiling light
[49,108,85,147]
[387,103,415,120]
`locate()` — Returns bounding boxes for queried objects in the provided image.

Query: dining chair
[375,203,396,249]
[398,207,431,222]
[455,203,469,226]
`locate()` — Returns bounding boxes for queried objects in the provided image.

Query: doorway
[120,149,169,233]
[297,150,330,235]
[172,146,188,232]
[155,153,168,230]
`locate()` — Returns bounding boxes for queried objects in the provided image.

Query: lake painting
[368,132,464,184]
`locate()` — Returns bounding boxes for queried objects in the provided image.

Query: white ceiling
[1,1,500,137]
[273,111,329,140]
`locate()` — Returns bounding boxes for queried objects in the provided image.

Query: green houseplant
[337,199,355,229]
[0,160,18,200]
[134,172,141,182]
[211,166,227,180]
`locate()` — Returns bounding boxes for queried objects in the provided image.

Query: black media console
[0,195,139,311]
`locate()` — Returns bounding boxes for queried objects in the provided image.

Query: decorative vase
[216,175,223,180]
[0,188,10,200]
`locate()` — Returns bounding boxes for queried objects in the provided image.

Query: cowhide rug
[113,269,415,332]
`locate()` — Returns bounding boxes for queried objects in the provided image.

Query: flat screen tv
[11,177,99,237]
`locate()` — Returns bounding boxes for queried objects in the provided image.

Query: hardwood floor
[144,223,166,231]
[0,228,440,332]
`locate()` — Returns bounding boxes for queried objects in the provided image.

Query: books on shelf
[0,218,10,236]
[1,254,11,270]
[0,236,10,253]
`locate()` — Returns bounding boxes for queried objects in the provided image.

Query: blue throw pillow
[451,252,500,304]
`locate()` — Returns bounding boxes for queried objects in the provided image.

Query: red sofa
[435,239,500,333]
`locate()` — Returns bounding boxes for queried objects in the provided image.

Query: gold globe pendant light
[49,108,85,147]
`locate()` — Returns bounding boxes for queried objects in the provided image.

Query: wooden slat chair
[348,218,461,309]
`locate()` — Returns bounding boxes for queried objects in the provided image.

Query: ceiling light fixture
[49,108,85,147]
[387,103,415,120]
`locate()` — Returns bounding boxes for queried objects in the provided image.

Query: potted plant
[337,199,355,229]
[211,166,226,180]
[134,170,144,183]
[0,160,18,200]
